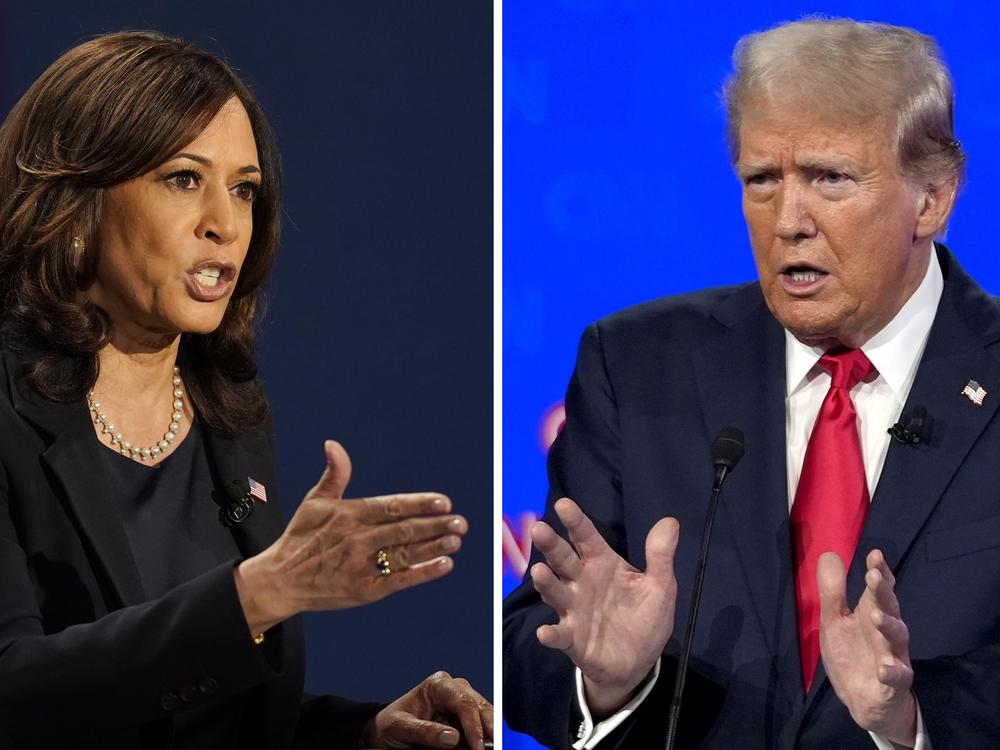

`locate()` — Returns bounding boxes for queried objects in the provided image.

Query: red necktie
[790,348,875,692]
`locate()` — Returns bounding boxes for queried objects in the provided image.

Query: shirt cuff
[868,697,931,750]
[571,660,661,749]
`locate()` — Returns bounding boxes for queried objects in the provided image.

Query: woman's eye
[234,182,260,203]
[166,171,200,190]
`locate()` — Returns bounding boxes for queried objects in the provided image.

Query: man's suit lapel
[852,251,1000,598]
[692,287,804,709]
[802,248,1000,713]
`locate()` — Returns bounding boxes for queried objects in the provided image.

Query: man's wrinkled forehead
[735,93,898,167]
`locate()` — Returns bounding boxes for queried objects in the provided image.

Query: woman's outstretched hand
[361,672,493,750]
[235,440,467,634]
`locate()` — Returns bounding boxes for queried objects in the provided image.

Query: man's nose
[773,181,816,241]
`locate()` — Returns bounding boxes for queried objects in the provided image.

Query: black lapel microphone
[665,427,745,750]
[217,478,255,527]
[888,405,930,445]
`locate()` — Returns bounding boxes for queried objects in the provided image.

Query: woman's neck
[96,331,180,394]
[90,331,192,461]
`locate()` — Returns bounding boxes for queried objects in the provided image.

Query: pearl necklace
[87,366,184,463]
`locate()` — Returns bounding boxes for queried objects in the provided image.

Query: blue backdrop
[503,1,1000,747]
[0,0,492,719]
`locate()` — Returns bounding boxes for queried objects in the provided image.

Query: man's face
[739,104,936,349]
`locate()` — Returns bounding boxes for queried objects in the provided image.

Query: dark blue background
[0,0,492,710]
[504,1,1000,747]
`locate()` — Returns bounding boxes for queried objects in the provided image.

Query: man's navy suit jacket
[504,246,1000,749]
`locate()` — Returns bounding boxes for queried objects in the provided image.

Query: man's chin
[775,314,861,350]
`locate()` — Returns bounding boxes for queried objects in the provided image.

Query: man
[503,18,1000,749]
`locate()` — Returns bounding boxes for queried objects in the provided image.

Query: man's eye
[233,182,260,203]
[745,173,773,186]
[821,171,848,184]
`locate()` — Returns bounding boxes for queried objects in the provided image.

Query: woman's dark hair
[0,31,281,435]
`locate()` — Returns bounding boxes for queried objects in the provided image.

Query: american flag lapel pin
[961,379,988,407]
[248,477,268,503]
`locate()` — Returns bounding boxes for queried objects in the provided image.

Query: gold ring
[376,548,392,577]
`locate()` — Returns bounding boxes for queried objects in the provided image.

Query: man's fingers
[554,498,612,560]
[876,661,913,690]
[530,562,573,613]
[866,549,895,587]
[644,517,680,586]
[536,622,573,651]
[871,608,910,654]
[530,521,583,580]
[865,550,902,619]
[362,492,452,522]
[817,551,850,624]
[311,440,352,499]
[876,659,914,692]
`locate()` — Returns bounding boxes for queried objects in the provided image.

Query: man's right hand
[529,497,680,718]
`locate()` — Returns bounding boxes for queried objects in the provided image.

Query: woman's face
[88,96,261,341]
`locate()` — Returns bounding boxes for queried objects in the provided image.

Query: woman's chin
[182,318,226,336]
[173,300,232,335]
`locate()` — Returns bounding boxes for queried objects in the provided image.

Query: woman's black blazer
[0,345,380,749]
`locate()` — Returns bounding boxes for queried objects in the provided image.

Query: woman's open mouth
[186,262,236,301]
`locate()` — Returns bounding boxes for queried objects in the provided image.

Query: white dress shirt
[572,248,942,750]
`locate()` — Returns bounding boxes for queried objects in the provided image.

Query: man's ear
[914,177,958,240]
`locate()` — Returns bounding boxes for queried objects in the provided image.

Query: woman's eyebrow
[171,151,261,175]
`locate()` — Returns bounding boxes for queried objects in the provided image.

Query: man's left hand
[818,549,917,748]
[361,671,492,749]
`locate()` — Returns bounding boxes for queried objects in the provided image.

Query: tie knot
[818,348,875,390]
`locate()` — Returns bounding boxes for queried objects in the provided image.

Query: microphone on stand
[664,427,745,750]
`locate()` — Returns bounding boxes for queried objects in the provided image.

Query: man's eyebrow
[735,161,775,177]
[795,154,860,172]
[171,152,261,175]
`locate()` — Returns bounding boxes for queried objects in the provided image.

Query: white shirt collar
[785,245,944,397]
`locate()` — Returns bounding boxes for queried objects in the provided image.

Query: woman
[0,31,491,749]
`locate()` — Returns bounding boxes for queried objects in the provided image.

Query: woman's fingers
[308,440,352,499]
[372,672,493,750]
[366,514,468,550]
[376,556,454,596]
[388,534,463,569]
[426,673,490,750]
[361,492,452,522]
[377,714,463,749]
